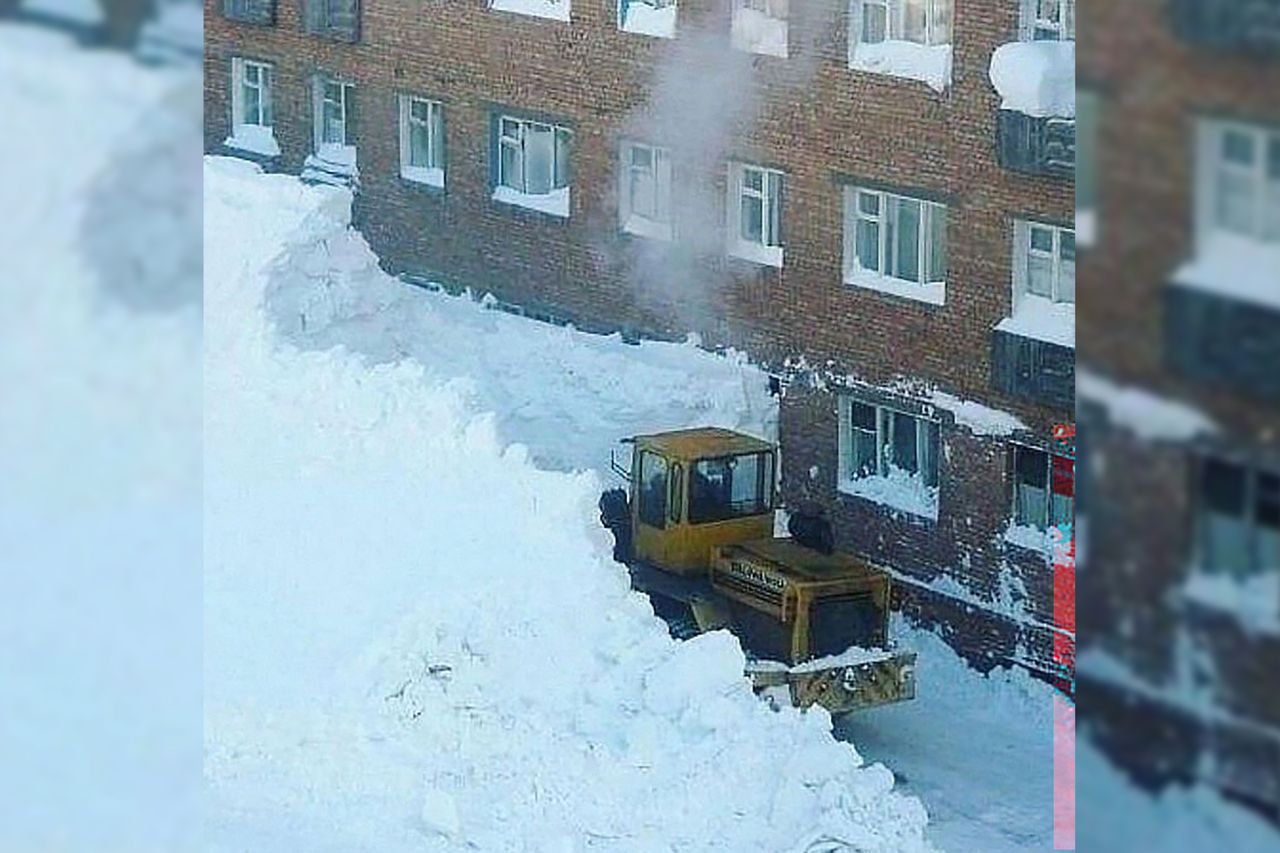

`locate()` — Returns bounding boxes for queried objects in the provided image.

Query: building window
[398,96,445,187]
[1076,90,1098,246]
[838,397,941,519]
[1200,120,1280,245]
[314,77,355,149]
[619,141,673,241]
[619,0,676,38]
[1017,221,1075,304]
[1011,445,1075,531]
[222,0,276,26]
[490,0,571,22]
[732,0,789,58]
[226,58,280,157]
[727,162,784,267]
[304,0,360,41]
[1196,459,1280,578]
[637,450,669,529]
[848,0,953,90]
[1026,0,1075,40]
[844,187,947,304]
[493,115,573,218]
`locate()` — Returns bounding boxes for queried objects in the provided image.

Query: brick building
[1075,0,1280,819]
[205,0,1077,678]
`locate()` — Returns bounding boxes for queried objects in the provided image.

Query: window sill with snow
[838,472,939,522]
[1180,569,1280,636]
[1171,234,1280,313]
[1002,521,1073,561]
[848,41,953,93]
[402,166,446,190]
[489,0,570,22]
[620,2,676,38]
[728,240,783,268]
[623,214,673,242]
[492,185,571,219]
[845,268,945,306]
[224,125,281,159]
[995,295,1075,349]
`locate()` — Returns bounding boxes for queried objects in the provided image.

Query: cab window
[689,451,774,524]
[637,451,669,529]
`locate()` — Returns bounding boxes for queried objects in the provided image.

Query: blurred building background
[1077,0,1280,825]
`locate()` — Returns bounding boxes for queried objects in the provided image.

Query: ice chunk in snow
[989,41,1075,117]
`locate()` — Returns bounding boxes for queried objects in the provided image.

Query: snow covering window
[489,0,570,23]
[637,450,669,529]
[731,0,789,58]
[304,0,359,41]
[848,0,953,90]
[838,397,940,519]
[619,0,676,38]
[1016,222,1075,304]
[1011,445,1074,531]
[727,162,784,267]
[226,58,280,157]
[1195,458,1280,579]
[1200,120,1280,245]
[619,141,673,241]
[398,96,445,188]
[844,187,946,304]
[688,452,774,524]
[494,115,573,217]
[1023,0,1075,41]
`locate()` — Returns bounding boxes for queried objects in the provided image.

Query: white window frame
[1010,444,1075,532]
[398,95,445,187]
[232,58,273,129]
[1197,119,1280,246]
[313,75,355,150]
[1023,0,1075,41]
[838,396,941,519]
[1194,457,1280,579]
[852,0,952,47]
[727,162,784,267]
[619,140,674,241]
[1015,220,1075,305]
[496,115,573,195]
[731,0,790,58]
[843,186,947,304]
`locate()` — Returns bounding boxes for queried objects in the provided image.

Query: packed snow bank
[989,41,1075,117]
[204,156,933,852]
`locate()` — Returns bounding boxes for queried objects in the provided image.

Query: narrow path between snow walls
[203,156,935,853]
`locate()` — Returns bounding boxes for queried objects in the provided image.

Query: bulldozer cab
[624,428,776,575]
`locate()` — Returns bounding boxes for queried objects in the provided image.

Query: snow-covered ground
[0,16,200,850]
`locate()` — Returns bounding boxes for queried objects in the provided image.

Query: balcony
[991,328,1075,409]
[1169,0,1280,54]
[989,41,1076,179]
[1165,284,1280,401]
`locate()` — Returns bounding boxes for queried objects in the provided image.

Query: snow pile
[620,0,676,38]
[1172,232,1280,312]
[838,468,939,522]
[849,41,953,93]
[490,0,571,22]
[1077,370,1218,443]
[732,6,788,58]
[204,156,933,852]
[988,41,1075,117]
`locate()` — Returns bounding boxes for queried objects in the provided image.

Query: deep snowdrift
[203,156,934,852]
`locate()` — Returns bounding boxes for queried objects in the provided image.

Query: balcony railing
[1165,283,1280,400]
[996,109,1075,179]
[991,328,1075,408]
[1169,0,1280,54]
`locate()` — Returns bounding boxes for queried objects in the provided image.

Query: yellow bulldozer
[600,427,916,718]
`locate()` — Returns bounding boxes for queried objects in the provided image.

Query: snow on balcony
[224,124,280,158]
[489,0,570,22]
[995,294,1075,349]
[620,0,676,38]
[848,41,952,92]
[1172,233,1280,311]
[731,7,788,57]
[989,41,1075,117]
[492,185,571,218]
